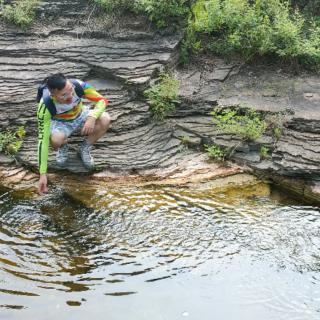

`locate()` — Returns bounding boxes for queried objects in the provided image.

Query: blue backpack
[36,79,85,116]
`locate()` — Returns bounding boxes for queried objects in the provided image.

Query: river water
[0,181,319,320]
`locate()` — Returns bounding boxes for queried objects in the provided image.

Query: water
[0,182,319,320]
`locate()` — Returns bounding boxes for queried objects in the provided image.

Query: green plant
[264,111,288,142]
[0,126,25,155]
[273,127,283,141]
[180,135,190,145]
[135,0,190,28]
[94,0,191,28]
[1,0,39,28]
[180,26,202,64]
[144,73,180,121]
[92,0,319,70]
[187,0,320,70]
[290,0,320,15]
[210,107,267,141]
[259,145,270,160]
[205,144,227,161]
[92,0,134,13]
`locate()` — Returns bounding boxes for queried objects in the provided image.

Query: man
[37,73,111,194]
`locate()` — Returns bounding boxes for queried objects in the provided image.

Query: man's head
[46,73,74,104]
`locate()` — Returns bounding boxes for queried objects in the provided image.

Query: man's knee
[51,132,67,149]
[96,112,111,132]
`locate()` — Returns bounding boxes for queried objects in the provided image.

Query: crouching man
[37,73,111,194]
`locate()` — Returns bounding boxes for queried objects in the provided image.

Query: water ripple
[0,184,319,319]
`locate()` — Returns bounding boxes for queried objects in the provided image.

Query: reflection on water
[0,182,319,320]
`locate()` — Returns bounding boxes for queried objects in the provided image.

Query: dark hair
[44,73,67,91]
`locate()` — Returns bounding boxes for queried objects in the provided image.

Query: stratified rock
[0,0,183,174]
[0,0,319,201]
[175,61,320,180]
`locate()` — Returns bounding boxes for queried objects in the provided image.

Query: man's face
[50,80,74,104]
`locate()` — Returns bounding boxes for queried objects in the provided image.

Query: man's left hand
[81,117,96,136]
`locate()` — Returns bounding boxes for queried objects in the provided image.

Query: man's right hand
[38,174,49,194]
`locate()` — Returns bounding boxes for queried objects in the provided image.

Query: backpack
[36,79,85,116]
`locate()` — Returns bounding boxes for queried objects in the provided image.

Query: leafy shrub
[180,26,202,64]
[188,0,320,70]
[144,73,180,121]
[273,127,283,141]
[92,0,134,13]
[206,107,269,161]
[0,126,25,155]
[94,0,191,28]
[259,145,270,160]
[264,111,290,142]
[93,0,319,69]
[135,0,190,28]
[205,144,227,161]
[210,107,267,141]
[1,0,39,28]
[290,0,320,15]
[180,135,190,145]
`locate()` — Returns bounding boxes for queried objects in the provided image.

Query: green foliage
[1,0,39,28]
[144,73,180,121]
[0,126,25,155]
[92,0,134,12]
[210,107,267,141]
[259,145,270,160]
[93,0,190,28]
[290,0,320,15]
[273,127,283,141]
[135,0,190,28]
[180,135,190,145]
[93,0,319,69]
[187,0,320,70]
[180,26,202,64]
[205,144,227,161]
[264,111,288,142]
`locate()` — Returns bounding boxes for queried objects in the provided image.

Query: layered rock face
[175,61,320,179]
[0,0,187,174]
[0,0,319,189]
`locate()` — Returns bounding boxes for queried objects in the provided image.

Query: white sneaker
[56,144,69,167]
[78,142,94,170]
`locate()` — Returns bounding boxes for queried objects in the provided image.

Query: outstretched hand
[81,117,96,136]
[38,174,48,195]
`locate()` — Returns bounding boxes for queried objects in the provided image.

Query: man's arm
[37,102,51,193]
[81,82,109,119]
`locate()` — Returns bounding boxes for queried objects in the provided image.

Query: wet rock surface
[0,0,319,199]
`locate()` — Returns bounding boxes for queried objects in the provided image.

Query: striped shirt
[37,80,108,174]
